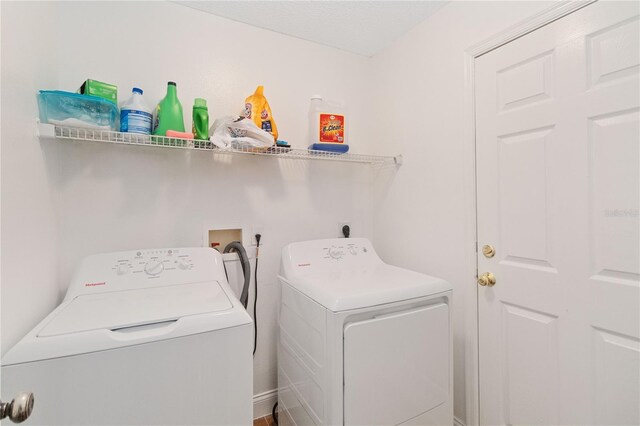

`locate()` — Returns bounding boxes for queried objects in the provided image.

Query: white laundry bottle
[308,95,348,153]
[120,87,153,134]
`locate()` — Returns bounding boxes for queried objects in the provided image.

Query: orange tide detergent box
[244,85,278,142]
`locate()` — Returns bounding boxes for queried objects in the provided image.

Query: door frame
[462,1,597,425]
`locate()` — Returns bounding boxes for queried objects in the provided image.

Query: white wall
[368,1,554,423]
[1,1,375,413]
[1,1,60,362]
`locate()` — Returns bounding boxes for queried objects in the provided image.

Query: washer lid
[2,280,252,366]
[280,264,451,312]
[39,281,232,337]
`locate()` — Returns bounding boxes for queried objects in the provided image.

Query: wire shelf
[37,123,402,166]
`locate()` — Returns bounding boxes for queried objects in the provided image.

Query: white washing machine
[277,238,452,426]
[1,247,253,425]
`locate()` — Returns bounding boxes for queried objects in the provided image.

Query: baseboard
[254,391,464,425]
[253,389,278,419]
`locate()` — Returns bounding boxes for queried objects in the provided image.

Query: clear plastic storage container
[38,90,118,130]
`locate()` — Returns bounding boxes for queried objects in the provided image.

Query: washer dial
[177,258,191,270]
[144,260,164,276]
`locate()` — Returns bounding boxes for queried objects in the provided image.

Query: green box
[78,79,117,105]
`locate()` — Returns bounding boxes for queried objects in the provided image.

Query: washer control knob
[348,246,358,255]
[178,259,190,270]
[116,264,129,275]
[144,260,164,276]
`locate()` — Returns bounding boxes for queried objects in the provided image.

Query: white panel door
[475,2,640,425]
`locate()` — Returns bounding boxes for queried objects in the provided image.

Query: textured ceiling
[176,1,447,57]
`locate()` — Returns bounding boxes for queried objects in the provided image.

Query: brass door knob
[482,245,496,258]
[478,272,496,287]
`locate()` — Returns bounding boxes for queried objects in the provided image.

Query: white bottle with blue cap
[120,87,152,134]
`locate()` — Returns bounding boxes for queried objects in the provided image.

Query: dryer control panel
[64,247,226,301]
[281,238,383,278]
[323,242,369,261]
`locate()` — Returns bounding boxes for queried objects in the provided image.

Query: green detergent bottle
[153,81,185,136]
[192,98,209,140]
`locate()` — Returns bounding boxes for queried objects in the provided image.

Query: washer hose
[223,241,250,309]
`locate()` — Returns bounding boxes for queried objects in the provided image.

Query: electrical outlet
[252,225,264,245]
[339,222,352,237]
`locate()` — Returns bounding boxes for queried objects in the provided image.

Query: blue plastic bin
[38,90,118,130]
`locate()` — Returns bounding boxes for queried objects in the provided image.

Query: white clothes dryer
[2,247,253,425]
[277,238,452,426]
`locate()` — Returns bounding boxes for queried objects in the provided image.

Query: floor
[253,415,276,426]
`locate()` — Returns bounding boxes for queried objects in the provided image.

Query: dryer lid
[38,281,232,337]
[279,238,451,311]
[281,264,451,311]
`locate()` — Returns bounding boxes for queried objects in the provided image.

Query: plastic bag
[209,116,274,150]
[244,85,278,142]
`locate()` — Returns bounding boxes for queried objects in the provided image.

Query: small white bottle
[308,95,348,152]
[120,87,152,134]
